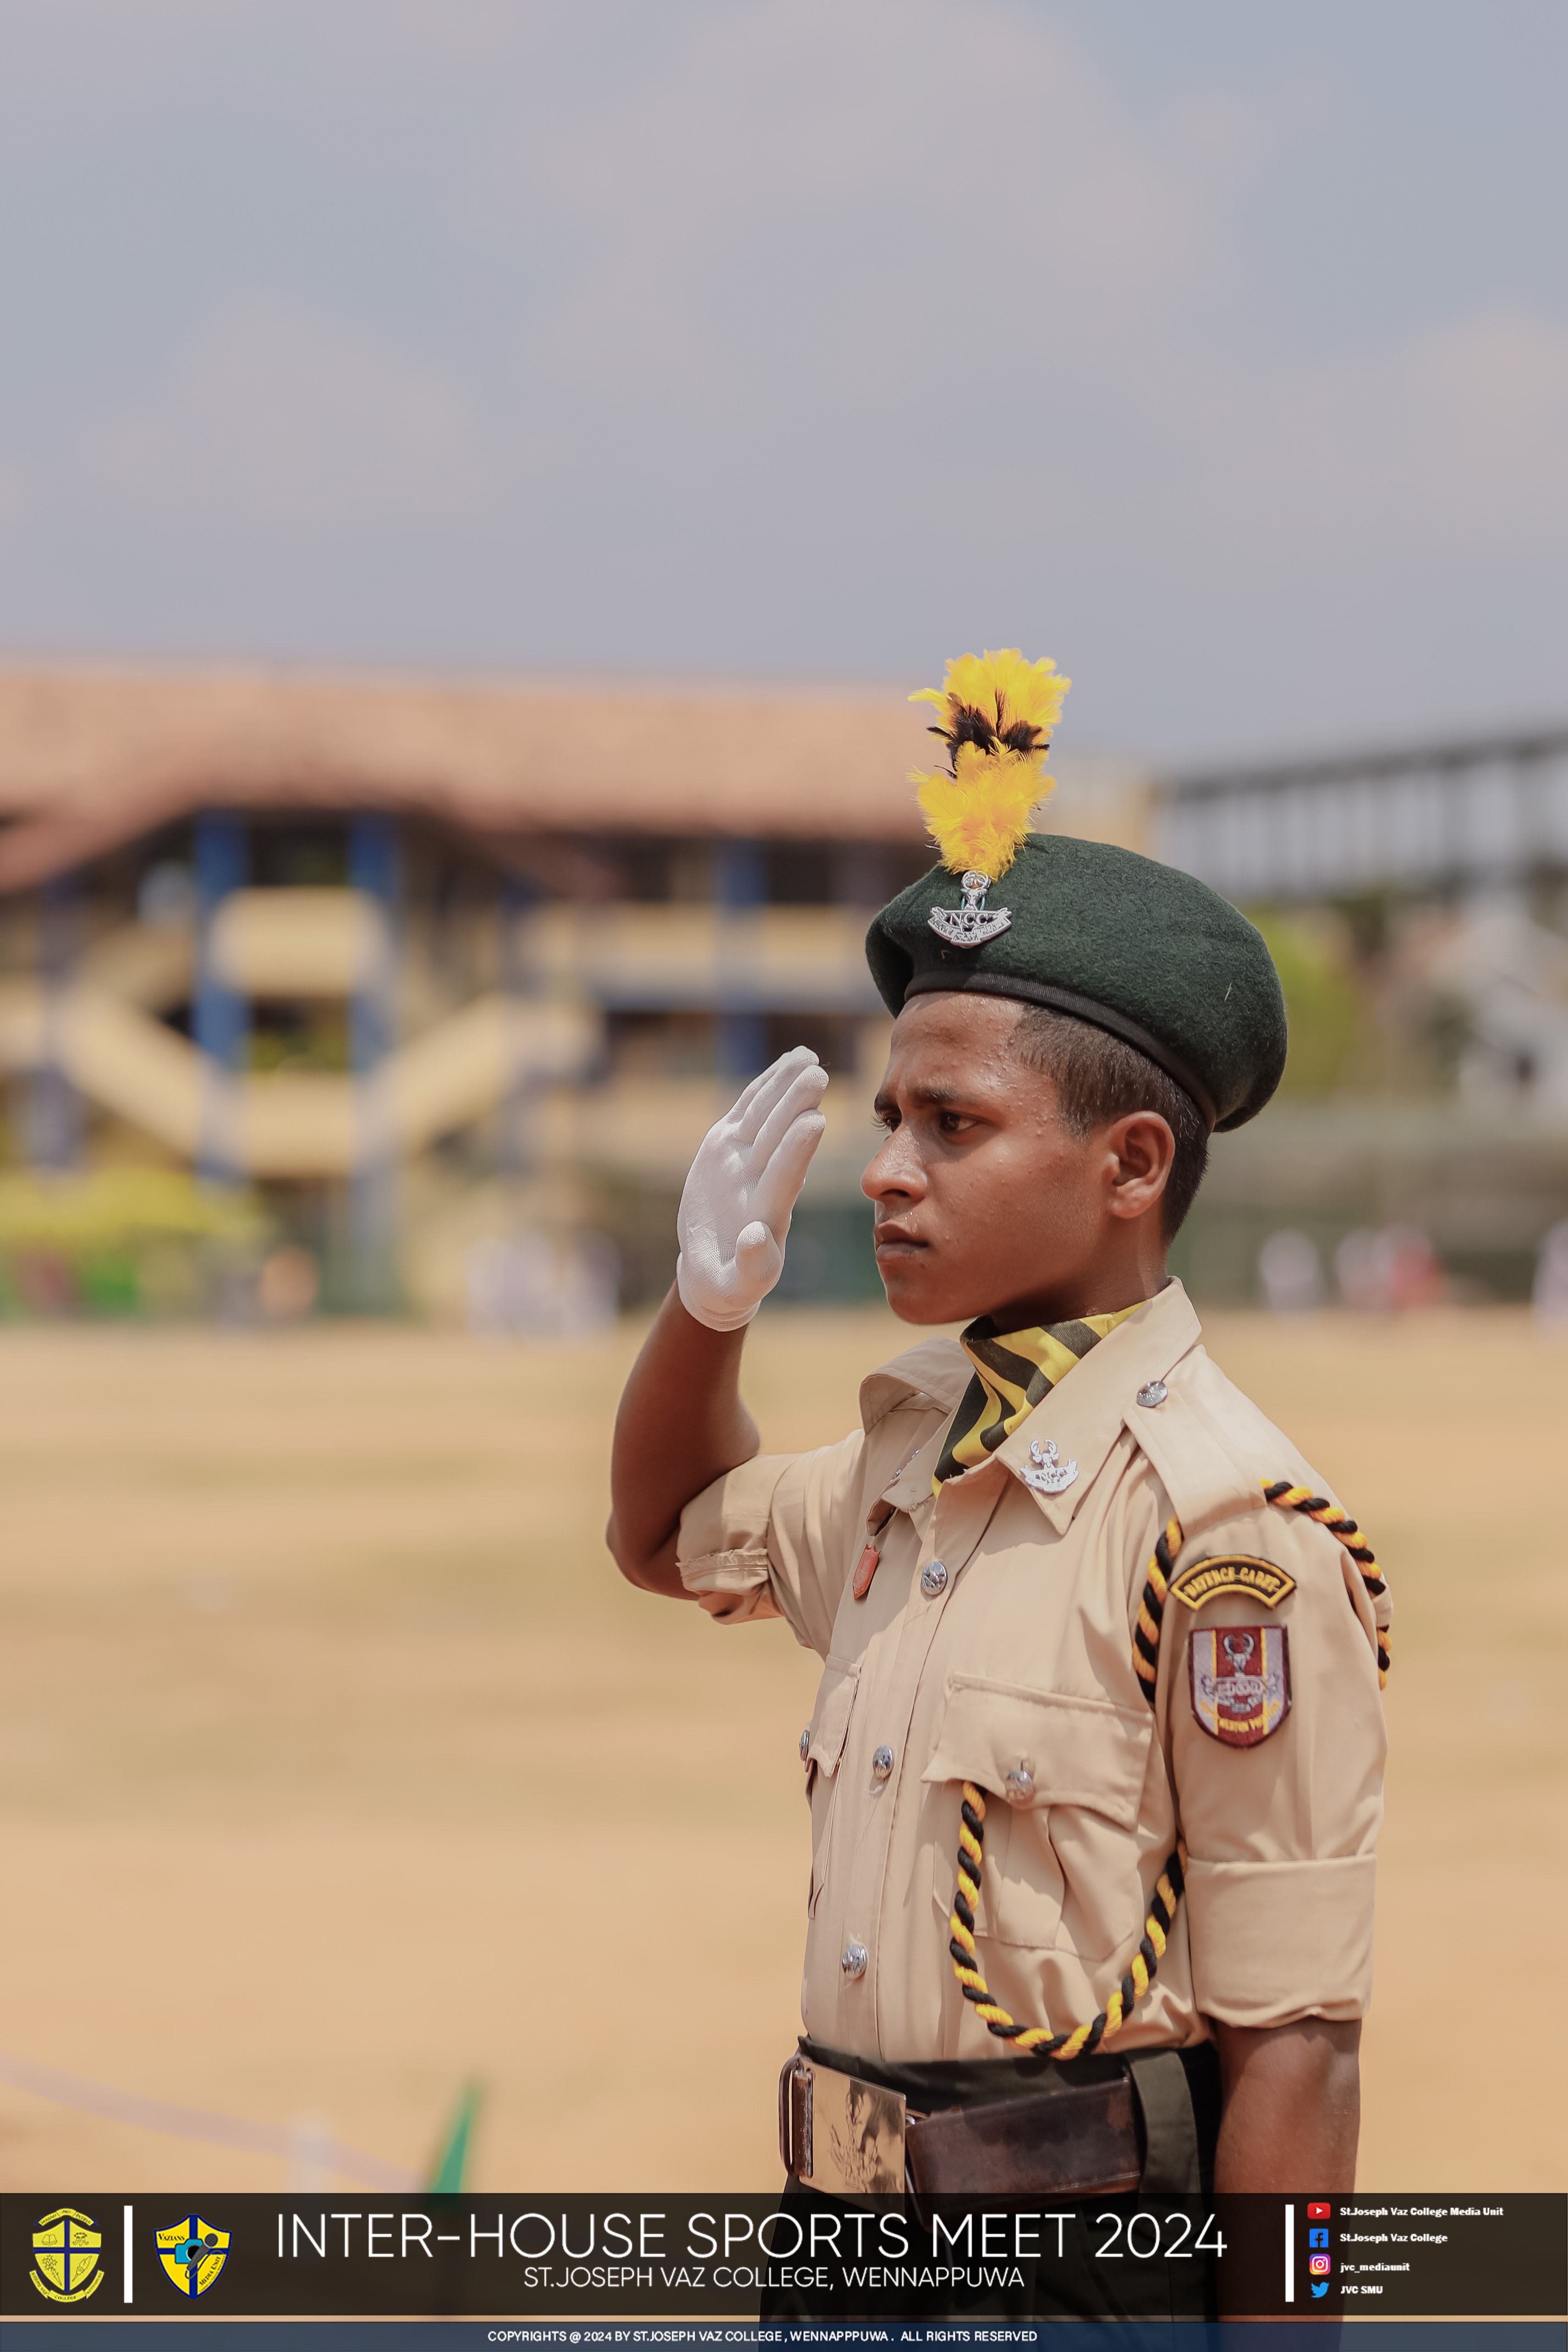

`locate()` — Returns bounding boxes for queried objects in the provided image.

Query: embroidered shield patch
[1189,1624,1291,1747]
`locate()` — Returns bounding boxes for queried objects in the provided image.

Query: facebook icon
[1309,2228,1329,2247]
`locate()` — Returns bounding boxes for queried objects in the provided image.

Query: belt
[779,2051,1141,2199]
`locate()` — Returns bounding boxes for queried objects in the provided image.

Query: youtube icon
[1308,2202,1331,2220]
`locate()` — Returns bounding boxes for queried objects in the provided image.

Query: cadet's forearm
[606,1284,760,1597]
[1212,2017,1361,2193]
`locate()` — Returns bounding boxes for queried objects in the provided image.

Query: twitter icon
[1311,2283,1330,2300]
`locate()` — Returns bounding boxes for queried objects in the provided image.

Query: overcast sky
[0,1,1564,761]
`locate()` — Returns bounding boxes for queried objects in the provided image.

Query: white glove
[676,1046,829,1331]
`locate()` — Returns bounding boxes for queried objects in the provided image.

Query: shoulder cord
[946,1475,1389,2053]
[1260,1479,1390,1688]
[946,1515,1186,2058]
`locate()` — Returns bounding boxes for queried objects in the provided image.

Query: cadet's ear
[1103,1110,1175,1221]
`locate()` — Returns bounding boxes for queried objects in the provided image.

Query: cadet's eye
[872,1105,899,1134]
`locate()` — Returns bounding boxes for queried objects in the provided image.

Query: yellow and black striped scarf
[933,1302,1144,1489]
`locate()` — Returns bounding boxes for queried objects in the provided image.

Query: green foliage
[0,1167,269,1319]
[1245,909,1364,1096]
[0,1165,265,1250]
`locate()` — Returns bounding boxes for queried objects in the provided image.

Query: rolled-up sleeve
[677,1428,869,1658]
[1159,1501,1388,2027]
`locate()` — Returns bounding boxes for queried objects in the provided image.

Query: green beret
[864,833,1287,1132]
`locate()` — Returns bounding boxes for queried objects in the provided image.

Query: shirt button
[921,1559,948,1597]
[872,1744,894,1781]
[840,1941,868,1980]
[799,1727,811,1763]
[1004,1765,1035,1802]
[1137,1380,1168,1408]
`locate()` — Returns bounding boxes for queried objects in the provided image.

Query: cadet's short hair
[1011,1004,1209,1240]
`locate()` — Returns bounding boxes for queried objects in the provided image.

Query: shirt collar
[875,1282,1205,1529]
[984,1280,1203,1531]
[934,1299,1144,1486]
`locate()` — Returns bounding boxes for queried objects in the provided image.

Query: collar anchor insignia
[1022,1437,1078,1495]
[927,870,1013,948]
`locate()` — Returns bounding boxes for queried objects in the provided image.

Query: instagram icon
[1310,2255,1331,2277]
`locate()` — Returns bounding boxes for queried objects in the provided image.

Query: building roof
[0,662,943,890]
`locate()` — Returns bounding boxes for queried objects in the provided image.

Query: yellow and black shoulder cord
[1262,1479,1391,1687]
[946,1480,1388,2051]
[1132,1513,1181,1705]
[946,1513,1187,2059]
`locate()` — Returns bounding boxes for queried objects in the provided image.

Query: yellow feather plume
[916,748,1042,883]
[910,648,1070,877]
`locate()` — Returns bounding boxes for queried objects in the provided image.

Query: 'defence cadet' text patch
[1168,1553,1295,1611]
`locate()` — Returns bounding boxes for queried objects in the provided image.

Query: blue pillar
[499,873,541,1200]
[349,815,401,1311]
[29,873,83,1172]
[194,815,248,1185]
[714,839,767,1081]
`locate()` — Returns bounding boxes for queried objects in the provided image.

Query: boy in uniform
[609,651,1390,2219]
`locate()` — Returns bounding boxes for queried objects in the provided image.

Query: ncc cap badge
[1189,1624,1290,1747]
[157,2214,230,2297]
[30,2207,104,2303]
[927,870,1012,948]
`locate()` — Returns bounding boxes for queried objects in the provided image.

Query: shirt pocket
[923,1677,1155,1957]
[804,1655,860,1918]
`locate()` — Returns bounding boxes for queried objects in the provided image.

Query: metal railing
[1158,724,1568,903]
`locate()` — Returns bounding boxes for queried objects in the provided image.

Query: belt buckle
[779,2056,905,2198]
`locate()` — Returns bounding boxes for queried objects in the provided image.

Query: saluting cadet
[608,650,1391,2227]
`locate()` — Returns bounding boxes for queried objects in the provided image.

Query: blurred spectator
[465,1231,619,1339]
[1532,1222,1568,1329]
[1258,1229,1326,1314]
[258,1245,321,1322]
[12,1249,77,1316]
[1335,1223,1446,1311]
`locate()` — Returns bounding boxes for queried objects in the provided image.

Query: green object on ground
[427,2080,483,2192]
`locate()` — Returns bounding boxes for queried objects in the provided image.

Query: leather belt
[779,2052,1141,2199]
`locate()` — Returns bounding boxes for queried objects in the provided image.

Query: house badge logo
[156,2213,230,2297]
[30,2206,104,2303]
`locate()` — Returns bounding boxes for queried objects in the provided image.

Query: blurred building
[1160,723,1568,906]
[0,665,1149,1317]
[1160,723,1568,1305]
[14,662,1566,1318]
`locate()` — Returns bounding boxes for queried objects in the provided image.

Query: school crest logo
[30,2206,104,2303]
[156,2213,230,2297]
[1189,1624,1290,1747]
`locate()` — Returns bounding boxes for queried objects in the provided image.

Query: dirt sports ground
[0,1305,1562,2195]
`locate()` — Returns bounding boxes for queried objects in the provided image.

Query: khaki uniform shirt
[677,1281,1389,2064]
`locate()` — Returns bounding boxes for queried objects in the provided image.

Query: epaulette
[1118,1371,1266,1546]
[858,1336,971,1434]
[1124,1357,1390,1696]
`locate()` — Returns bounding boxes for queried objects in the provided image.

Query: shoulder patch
[1189,1624,1291,1745]
[1168,1553,1296,1612]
